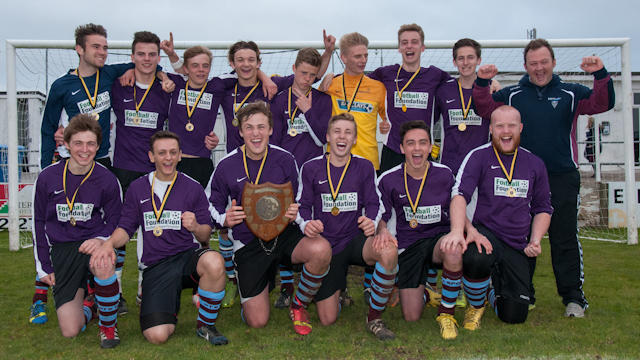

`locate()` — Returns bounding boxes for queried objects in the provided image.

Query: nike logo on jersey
[71,89,81,96]
[319,180,328,185]
[237,177,247,182]
[140,198,150,204]
[123,99,134,102]
[54,189,64,195]
[446,99,455,104]
[491,165,501,169]
[399,194,407,198]
[394,79,403,82]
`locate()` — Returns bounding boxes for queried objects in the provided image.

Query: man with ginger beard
[441,105,552,328]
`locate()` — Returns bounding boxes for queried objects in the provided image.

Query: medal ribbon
[77,68,100,110]
[342,74,364,112]
[493,145,518,184]
[326,154,352,203]
[134,76,156,115]
[185,80,208,119]
[457,81,473,120]
[63,159,95,216]
[241,144,268,185]
[403,162,429,215]
[287,87,312,127]
[151,171,178,223]
[395,66,420,107]
[234,82,261,116]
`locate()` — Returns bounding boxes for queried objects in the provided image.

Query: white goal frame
[5,38,635,250]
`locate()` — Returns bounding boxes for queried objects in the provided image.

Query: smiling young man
[33,115,123,348]
[445,105,552,328]
[90,130,228,346]
[206,102,331,336]
[472,39,615,317]
[296,113,398,340]
[376,120,463,340]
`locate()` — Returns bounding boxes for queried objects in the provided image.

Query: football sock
[94,274,119,328]
[218,237,236,285]
[292,265,329,310]
[463,275,490,309]
[427,268,439,290]
[196,287,224,328]
[279,264,295,294]
[115,246,126,294]
[488,287,498,316]
[33,275,48,304]
[367,262,398,322]
[438,267,462,316]
[363,266,373,289]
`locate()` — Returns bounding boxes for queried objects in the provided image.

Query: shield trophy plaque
[242,181,294,242]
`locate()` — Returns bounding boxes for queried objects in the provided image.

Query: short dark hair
[453,38,481,59]
[295,47,322,68]
[524,38,555,63]
[149,131,181,153]
[228,41,261,64]
[132,31,160,54]
[75,23,107,50]
[327,113,357,137]
[64,114,103,145]
[236,101,273,129]
[400,120,431,144]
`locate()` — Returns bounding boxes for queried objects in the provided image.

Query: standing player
[91,131,229,346]
[473,39,615,317]
[297,113,398,340]
[322,32,387,170]
[33,115,122,348]
[444,105,552,327]
[377,120,464,340]
[207,102,332,335]
[111,31,172,313]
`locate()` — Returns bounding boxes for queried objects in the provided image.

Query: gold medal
[342,74,365,113]
[458,81,473,127]
[133,76,155,126]
[395,66,420,114]
[63,159,95,228]
[508,187,516,198]
[289,128,297,137]
[404,162,429,228]
[77,68,101,121]
[184,79,208,133]
[132,116,141,125]
[153,226,163,237]
[331,206,340,216]
[91,112,100,120]
[458,122,467,132]
[186,122,194,132]
[409,219,418,228]
[234,82,261,123]
[493,146,519,199]
[402,104,407,112]
[287,87,311,137]
[232,118,239,127]
[69,217,76,226]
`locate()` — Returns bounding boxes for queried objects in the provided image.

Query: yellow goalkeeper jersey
[325,72,386,170]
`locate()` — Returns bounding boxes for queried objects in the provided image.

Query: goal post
[5,37,635,251]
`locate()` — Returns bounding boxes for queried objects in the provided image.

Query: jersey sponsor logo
[143,210,181,232]
[177,90,213,110]
[71,89,81,96]
[336,99,374,113]
[393,91,428,110]
[286,113,309,134]
[321,192,358,213]
[77,91,111,115]
[448,109,482,126]
[548,97,561,108]
[402,205,441,224]
[56,203,94,223]
[124,110,159,129]
[493,177,529,198]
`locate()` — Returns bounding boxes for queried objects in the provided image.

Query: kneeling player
[297,113,398,340]
[91,131,228,346]
[376,120,464,340]
[446,105,552,327]
[207,101,331,335]
[33,114,123,348]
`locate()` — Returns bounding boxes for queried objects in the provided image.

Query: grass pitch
[1,233,639,359]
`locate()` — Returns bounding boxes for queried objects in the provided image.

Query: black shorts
[476,225,531,305]
[111,166,147,195]
[378,145,406,176]
[50,240,91,310]
[397,233,445,289]
[177,157,214,189]
[234,223,304,301]
[315,233,369,301]
[139,248,210,331]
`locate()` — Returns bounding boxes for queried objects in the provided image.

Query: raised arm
[472,64,505,119]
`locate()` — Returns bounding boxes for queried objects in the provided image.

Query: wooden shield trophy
[242,181,294,242]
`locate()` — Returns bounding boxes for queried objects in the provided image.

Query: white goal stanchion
[5,38,636,250]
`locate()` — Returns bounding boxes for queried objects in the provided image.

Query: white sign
[606,181,640,228]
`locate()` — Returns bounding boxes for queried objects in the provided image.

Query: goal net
[4,38,635,250]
